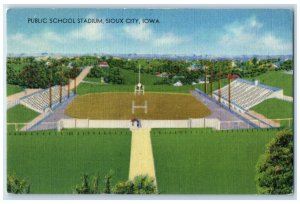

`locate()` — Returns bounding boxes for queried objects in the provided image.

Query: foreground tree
[74,174,100,194]
[255,130,293,194]
[7,174,30,194]
[113,175,157,194]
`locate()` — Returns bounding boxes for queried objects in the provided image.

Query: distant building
[45,61,51,66]
[173,81,183,87]
[272,61,282,69]
[198,78,209,84]
[98,61,109,68]
[188,64,204,71]
[67,62,74,69]
[227,74,240,80]
[156,72,169,78]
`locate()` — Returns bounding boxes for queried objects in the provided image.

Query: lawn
[65,92,211,119]
[250,99,293,119]
[250,98,293,128]
[7,129,131,194]
[76,81,228,95]
[119,69,161,85]
[247,71,293,96]
[7,104,40,131]
[84,69,161,85]
[7,84,24,96]
[151,128,277,194]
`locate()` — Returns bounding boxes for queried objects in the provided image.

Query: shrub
[7,174,30,194]
[255,129,293,194]
[112,175,157,194]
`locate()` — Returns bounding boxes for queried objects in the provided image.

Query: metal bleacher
[213,78,281,111]
[20,86,69,113]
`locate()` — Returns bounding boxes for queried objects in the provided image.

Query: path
[28,95,76,131]
[63,66,92,90]
[192,90,255,129]
[129,128,156,182]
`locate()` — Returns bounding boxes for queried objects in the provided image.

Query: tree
[255,129,293,194]
[103,171,113,194]
[112,175,157,194]
[19,62,48,88]
[74,174,100,194]
[7,174,30,194]
[112,181,134,194]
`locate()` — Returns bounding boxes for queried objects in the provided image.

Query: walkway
[129,128,156,181]
[63,66,92,90]
[192,90,255,129]
[28,94,75,131]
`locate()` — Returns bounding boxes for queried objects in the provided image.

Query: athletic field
[65,92,211,119]
[151,128,276,194]
[7,129,131,193]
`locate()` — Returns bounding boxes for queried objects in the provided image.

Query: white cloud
[8,32,55,53]
[70,23,105,41]
[69,14,106,41]
[123,23,187,47]
[154,33,186,46]
[123,23,152,41]
[218,16,292,55]
[41,31,65,43]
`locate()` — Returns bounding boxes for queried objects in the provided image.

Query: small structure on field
[134,65,145,95]
[132,100,148,114]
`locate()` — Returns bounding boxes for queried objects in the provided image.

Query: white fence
[58,118,221,130]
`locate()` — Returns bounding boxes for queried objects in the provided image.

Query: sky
[6,8,294,56]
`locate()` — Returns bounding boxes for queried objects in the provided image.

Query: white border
[1,0,299,203]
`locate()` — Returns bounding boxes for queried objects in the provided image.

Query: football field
[65,92,211,120]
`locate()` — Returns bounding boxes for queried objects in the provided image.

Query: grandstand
[20,86,70,113]
[213,79,283,113]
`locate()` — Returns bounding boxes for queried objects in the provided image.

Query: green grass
[247,71,293,96]
[77,80,228,95]
[77,83,202,95]
[119,69,161,85]
[250,98,293,128]
[7,84,24,96]
[7,104,39,123]
[7,104,40,132]
[151,128,277,194]
[7,129,131,194]
[85,69,161,85]
[250,99,293,119]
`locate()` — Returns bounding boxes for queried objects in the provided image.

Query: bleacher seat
[213,78,281,111]
[20,86,69,113]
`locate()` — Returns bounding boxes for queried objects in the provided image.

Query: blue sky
[7,8,293,56]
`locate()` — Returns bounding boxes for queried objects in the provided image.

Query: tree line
[7,56,293,88]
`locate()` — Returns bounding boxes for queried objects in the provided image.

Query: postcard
[6,7,294,196]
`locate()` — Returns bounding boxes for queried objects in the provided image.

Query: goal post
[132,100,148,114]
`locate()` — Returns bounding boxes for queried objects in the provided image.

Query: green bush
[113,175,157,194]
[255,129,293,194]
[7,174,30,194]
